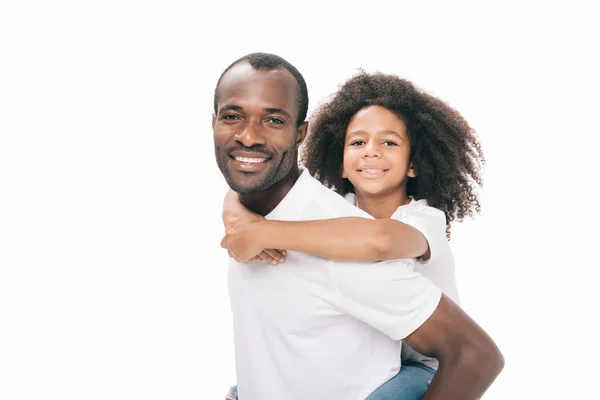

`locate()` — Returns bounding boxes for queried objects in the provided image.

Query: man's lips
[227,151,272,171]
[232,155,268,164]
[228,151,272,164]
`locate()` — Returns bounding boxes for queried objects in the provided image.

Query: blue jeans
[366,361,436,400]
[228,361,435,400]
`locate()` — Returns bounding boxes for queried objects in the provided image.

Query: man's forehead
[216,63,298,112]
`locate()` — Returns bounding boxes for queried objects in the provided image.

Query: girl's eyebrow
[347,130,402,138]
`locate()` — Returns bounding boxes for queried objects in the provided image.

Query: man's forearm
[422,346,504,399]
[403,295,505,400]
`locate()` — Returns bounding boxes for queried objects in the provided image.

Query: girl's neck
[355,188,409,219]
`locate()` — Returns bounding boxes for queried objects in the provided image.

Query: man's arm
[403,294,505,399]
[331,259,503,399]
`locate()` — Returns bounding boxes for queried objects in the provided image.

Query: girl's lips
[356,169,388,179]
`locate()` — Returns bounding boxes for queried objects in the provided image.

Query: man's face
[213,63,306,194]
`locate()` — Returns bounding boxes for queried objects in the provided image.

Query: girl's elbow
[489,347,505,376]
[372,230,395,261]
[372,226,423,261]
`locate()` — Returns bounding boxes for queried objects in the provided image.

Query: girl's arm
[222,188,258,229]
[222,189,287,264]
[222,189,429,263]
[263,218,428,262]
[223,216,429,263]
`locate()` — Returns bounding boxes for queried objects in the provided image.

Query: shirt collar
[266,167,319,221]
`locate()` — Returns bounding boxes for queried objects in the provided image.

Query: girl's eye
[350,140,365,146]
[383,140,398,146]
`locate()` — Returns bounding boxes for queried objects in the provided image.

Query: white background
[1,1,598,399]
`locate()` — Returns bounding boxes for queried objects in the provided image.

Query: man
[213,52,504,399]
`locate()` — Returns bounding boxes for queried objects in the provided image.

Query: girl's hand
[221,221,287,265]
[221,189,287,264]
[226,247,287,266]
[250,248,288,265]
[222,189,259,229]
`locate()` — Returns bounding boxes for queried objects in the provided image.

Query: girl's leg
[366,361,436,400]
[225,385,238,400]
[225,362,434,400]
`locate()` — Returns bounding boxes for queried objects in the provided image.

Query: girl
[223,71,485,400]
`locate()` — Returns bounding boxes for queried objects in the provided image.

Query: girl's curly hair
[301,71,485,238]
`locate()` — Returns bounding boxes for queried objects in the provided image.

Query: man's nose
[234,121,265,147]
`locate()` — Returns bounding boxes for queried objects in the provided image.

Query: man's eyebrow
[264,108,292,119]
[219,104,243,113]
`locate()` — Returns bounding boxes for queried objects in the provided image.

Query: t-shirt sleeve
[400,206,447,268]
[329,259,442,340]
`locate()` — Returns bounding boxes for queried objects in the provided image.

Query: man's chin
[225,174,271,195]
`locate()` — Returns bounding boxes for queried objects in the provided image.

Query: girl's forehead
[346,106,407,137]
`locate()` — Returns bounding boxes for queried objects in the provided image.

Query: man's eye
[267,117,284,125]
[222,115,240,121]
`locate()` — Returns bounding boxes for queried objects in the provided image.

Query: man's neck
[239,166,301,216]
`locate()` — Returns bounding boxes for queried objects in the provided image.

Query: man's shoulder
[294,170,369,218]
[309,180,368,218]
[267,169,369,220]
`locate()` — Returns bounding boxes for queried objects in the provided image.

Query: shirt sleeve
[399,206,447,268]
[329,259,442,340]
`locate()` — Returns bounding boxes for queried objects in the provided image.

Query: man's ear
[408,161,418,178]
[212,114,217,129]
[296,121,308,147]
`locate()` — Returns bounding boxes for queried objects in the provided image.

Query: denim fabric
[228,361,435,400]
[366,361,436,400]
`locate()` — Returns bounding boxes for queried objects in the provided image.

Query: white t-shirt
[346,193,460,370]
[392,199,460,304]
[228,170,442,400]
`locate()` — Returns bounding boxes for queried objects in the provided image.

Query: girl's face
[342,105,416,198]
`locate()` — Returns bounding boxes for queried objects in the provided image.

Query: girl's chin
[353,187,393,198]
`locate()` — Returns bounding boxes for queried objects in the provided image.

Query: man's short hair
[213,52,309,127]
